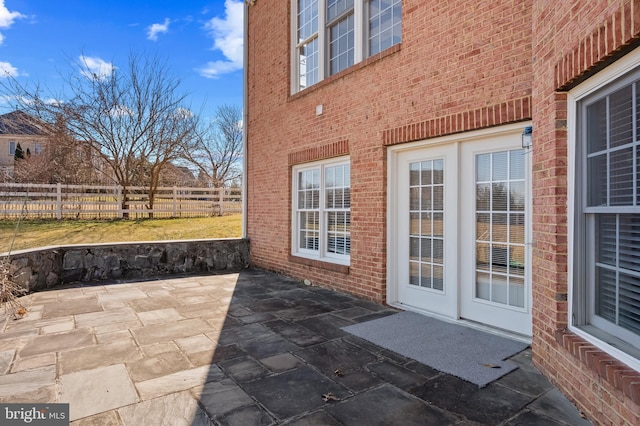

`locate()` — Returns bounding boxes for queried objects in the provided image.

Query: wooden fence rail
[0,183,242,220]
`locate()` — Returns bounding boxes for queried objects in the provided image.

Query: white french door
[388,125,532,336]
[393,143,459,318]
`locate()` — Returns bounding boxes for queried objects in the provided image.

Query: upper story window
[34,143,42,155]
[293,0,402,93]
[9,141,15,156]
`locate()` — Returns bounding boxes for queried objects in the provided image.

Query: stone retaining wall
[2,239,250,292]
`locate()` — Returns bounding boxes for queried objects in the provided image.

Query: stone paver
[130,318,213,345]
[137,308,184,325]
[11,352,56,373]
[18,329,94,358]
[0,269,593,425]
[135,365,225,401]
[59,338,142,374]
[0,349,13,374]
[118,391,211,426]
[41,296,102,319]
[0,365,56,398]
[74,308,138,329]
[60,364,138,421]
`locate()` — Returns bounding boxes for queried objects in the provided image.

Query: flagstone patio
[0,269,591,425]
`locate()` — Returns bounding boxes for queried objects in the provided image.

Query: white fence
[0,183,242,220]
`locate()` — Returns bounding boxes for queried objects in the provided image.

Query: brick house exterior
[245,1,640,424]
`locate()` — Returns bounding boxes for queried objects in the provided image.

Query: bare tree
[187,104,242,188]
[2,53,198,216]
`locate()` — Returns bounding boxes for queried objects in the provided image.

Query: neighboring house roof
[0,111,46,136]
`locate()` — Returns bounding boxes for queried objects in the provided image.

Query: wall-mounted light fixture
[522,125,532,149]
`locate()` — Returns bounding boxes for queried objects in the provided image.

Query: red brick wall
[532,1,640,424]
[246,0,533,302]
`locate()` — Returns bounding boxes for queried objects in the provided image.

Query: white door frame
[387,122,533,337]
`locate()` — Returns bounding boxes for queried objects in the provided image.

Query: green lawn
[0,214,242,253]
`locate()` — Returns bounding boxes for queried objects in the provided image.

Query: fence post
[56,183,62,220]
[173,186,177,217]
[117,186,123,219]
[219,187,225,216]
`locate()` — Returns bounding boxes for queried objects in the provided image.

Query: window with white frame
[574,64,640,359]
[293,158,350,264]
[293,0,402,92]
[9,141,15,156]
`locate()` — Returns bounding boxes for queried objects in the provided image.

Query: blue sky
[0,0,243,115]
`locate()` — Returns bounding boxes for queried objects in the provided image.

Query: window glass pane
[298,0,318,41]
[410,212,420,235]
[420,212,432,236]
[409,162,420,186]
[299,38,319,89]
[509,150,525,179]
[420,263,432,288]
[596,266,617,323]
[619,215,640,273]
[329,14,354,75]
[509,276,525,308]
[610,147,634,206]
[410,236,420,260]
[619,272,640,335]
[492,152,508,180]
[509,181,525,211]
[586,98,607,154]
[610,85,633,148]
[432,265,444,291]
[410,187,420,210]
[409,261,420,285]
[476,183,490,211]
[510,213,525,244]
[299,211,319,251]
[9,141,15,155]
[433,212,443,237]
[368,0,402,56]
[596,215,617,266]
[420,187,432,210]
[421,237,432,261]
[476,271,490,300]
[477,213,490,241]
[433,159,444,184]
[433,186,443,210]
[476,153,490,182]
[491,272,508,304]
[327,211,350,254]
[587,154,607,206]
[420,161,432,185]
[327,0,353,21]
[492,183,508,211]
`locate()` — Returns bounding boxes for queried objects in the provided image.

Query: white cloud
[0,60,17,77]
[79,55,115,80]
[147,18,170,41]
[174,107,194,119]
[109,105,134,117]
[0,0,25,46]
[197,0,243,79]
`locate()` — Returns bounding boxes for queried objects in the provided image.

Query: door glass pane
[475,150,526,308]
[409,159,444,291]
